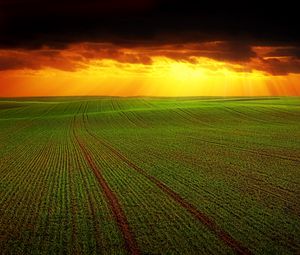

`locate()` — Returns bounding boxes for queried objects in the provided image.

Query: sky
[0,0,299,97]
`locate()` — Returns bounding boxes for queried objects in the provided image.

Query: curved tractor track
[81,113,252,255]
[72,115,140,255]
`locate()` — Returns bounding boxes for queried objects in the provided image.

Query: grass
[0,96,299,254]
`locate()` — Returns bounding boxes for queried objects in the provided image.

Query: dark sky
[0,0,299,49]
[0,0,300,96]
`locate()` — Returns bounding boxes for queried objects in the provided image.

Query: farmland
[0,96,300,254]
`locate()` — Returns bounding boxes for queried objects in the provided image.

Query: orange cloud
[0,42,300,97]
[1,42,300,74]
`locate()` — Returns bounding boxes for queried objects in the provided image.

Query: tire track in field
[73,104,120,253]
[72,116,140,255]
[72,104,114,253]
[82,117,252,255]
[111,99,147,128]
[146,148,300,245]
[71,136,104,253]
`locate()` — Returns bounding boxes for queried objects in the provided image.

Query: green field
[0,97,300,254]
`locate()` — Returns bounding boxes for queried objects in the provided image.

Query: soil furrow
[83,123,252,255]
[72,118,140,255]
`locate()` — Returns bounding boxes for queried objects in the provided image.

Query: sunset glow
[1,1,300,254]
[1,44,300,97]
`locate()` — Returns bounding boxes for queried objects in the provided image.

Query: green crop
[0,97,299,254]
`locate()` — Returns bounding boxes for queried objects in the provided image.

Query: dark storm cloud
[0,49,83,71]
[0,0,299,49]
[265,47,300,59]
[0,41,256,72]
[74,41,256,63]
[0,0,299,75]
[157,42,257,62]
[250,57,300,76]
